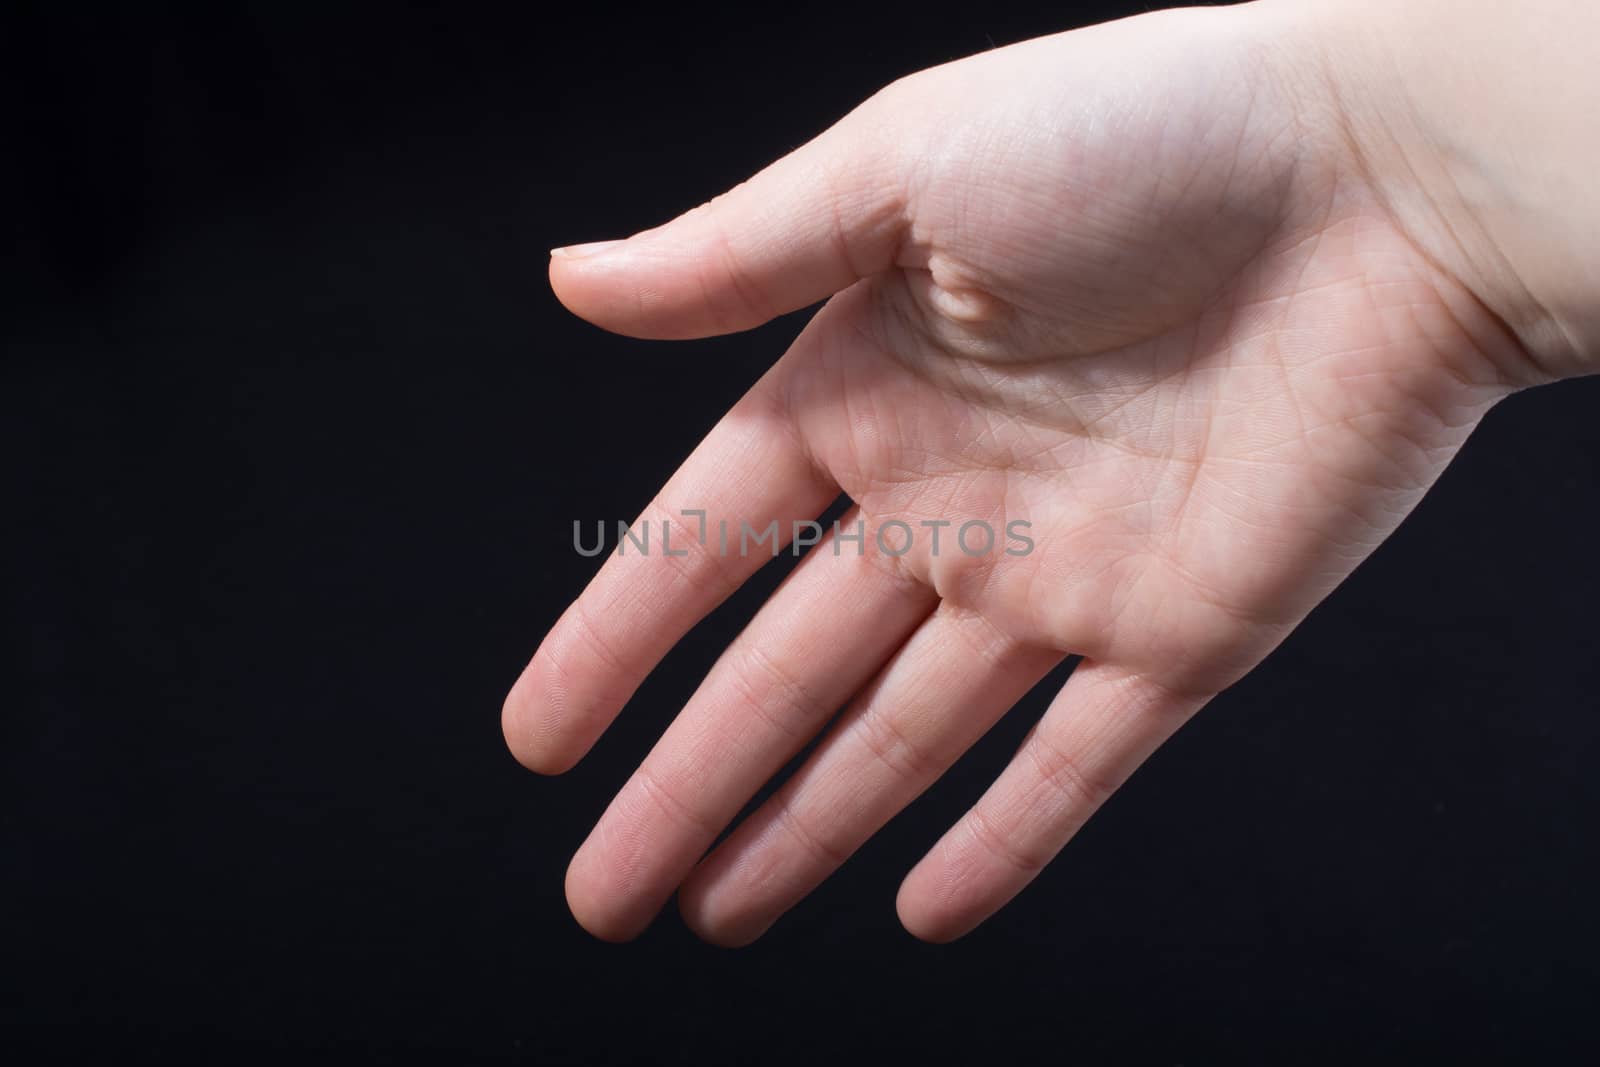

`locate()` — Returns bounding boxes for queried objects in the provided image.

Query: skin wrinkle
[960,800,1049,877]
[1025,716,1120,816]
[851,693,945,788]
[560,596,634,692]
[721,640,826,748]
[631,760,723,843]
[772,794,852,870]
[632,498,746,606]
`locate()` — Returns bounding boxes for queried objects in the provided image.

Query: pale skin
[502,0,1599,944]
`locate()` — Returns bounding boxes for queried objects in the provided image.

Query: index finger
[501,323,841,774]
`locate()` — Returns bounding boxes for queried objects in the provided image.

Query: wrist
[1268,0,1598,384]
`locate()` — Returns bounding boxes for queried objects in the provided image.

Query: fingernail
[550,239,625,260]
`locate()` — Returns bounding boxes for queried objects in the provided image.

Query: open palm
[504,4,1523,944]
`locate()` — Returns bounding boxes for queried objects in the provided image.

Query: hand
[503,0,1548,944]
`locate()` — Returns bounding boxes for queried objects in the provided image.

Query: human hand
[503,0,1577,944]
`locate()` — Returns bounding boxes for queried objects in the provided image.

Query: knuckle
[964,806,1045,876]
[855,708,938,786]
[559,599,632,680]
[721,643,824,743]
[775,801,849,869]
[1026,721,1119,812]
[632,763,719,840]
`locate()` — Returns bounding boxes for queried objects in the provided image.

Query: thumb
[548,100,912,340]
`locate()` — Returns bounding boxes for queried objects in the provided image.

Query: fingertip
[544,249,613,333]
[895,862,981,945]
[565,891,643,944]
[676,875,770,949]
[895,876,945,943]
[501,666,584,776]
[564,844,657,944]
[550,240,626,260]
[546,238,700,341]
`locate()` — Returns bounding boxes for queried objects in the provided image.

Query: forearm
[1283,0,1599,383]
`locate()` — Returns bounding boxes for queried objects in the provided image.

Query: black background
[5,1,1598,1062]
